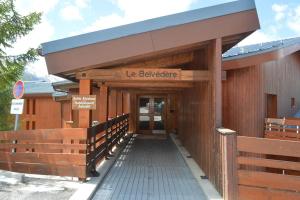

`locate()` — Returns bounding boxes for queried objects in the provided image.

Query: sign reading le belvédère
[123,69,181,81]
[72,95,96,110]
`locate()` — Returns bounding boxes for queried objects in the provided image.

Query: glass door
[138,97,151,131]
[138,96,166,134]
[153,98,165,133]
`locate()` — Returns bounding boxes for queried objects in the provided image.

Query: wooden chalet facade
[2,0,300,199]
[40,0,260,196]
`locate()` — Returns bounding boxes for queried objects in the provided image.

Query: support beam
[98,81,194,89]
[108,89,117,119]
[78,79,92,128]
[117,90,123,116]
[77,69,211,82]
[209,38,222,128]
[208,38,223,194]
[123,92,130,114]
[99,85,109,123]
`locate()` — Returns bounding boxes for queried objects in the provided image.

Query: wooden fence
[265,117,300,141]
[87,114,129,173]
[223,135,300,200]
[0,114,130,179]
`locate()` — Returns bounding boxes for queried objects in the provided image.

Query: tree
[0,89,14,130]
[0,0,41,91]
[0,0,41,130]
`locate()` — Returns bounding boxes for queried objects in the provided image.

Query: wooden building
[223,37,300,138]
[38,0,260,195]
[21,81,67,130]
[5,0,300,198]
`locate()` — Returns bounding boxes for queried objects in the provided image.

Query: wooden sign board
[121,68,181,81]
[72,95,96,110]
[76,68,210,82]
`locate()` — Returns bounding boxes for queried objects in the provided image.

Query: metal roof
[24,81,67,97]
[41,0,256,55]
[223,36,300,60]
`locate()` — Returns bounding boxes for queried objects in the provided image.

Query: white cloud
[116,0,195,22]
[272,3,288,21]
[238,30,278,46]
[287,6,300,34]
[60,5,83,21]
[75,0,90,8]
[84,14,126,33]
[80,0,195,34]
[60,0,91,21]
[15,0,59,15]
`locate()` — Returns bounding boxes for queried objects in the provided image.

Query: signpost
[11,81,25,131]
[72,95,97,110]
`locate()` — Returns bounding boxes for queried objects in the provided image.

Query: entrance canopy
[41,0,260,81]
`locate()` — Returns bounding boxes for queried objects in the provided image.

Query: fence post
[104,121,110,159]
[217,128,238,200]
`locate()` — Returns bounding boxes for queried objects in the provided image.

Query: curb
[170,133,223,200]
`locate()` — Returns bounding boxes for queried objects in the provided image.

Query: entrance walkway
[92,136,207,200]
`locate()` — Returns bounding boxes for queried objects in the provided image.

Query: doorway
[266,94,278,118]
[138,95,167,134]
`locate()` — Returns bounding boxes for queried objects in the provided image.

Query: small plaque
[72,95,96,110]
[10,99,24,114]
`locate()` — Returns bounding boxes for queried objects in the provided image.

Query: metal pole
[14,114,19,131]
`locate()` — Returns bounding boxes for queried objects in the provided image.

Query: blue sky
[11,0,300,79]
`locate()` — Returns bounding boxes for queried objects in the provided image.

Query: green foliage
[0,0,41,130]
[0,88,14,131]
[0,0,41,91]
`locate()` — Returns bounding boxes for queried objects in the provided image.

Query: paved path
[92,137,207,200]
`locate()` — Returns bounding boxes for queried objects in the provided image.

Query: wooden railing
[265,117,300,141]
[222,134,300,200]
[86,114,129,174]
[0,114,130,179]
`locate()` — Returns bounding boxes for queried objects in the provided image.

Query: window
[291,97,296,109]
[26,121,30,130]
[32,99,36,115]
[26,99,30,114]
[32,121,36,130]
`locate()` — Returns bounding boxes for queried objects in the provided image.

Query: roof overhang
[223,43,300,70]
[42,0,260,79]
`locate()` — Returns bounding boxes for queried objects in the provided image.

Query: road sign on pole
[12,81,25,131]
[13,80,25,99]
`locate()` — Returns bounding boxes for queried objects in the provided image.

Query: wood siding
[178,82,223,194]
[264,52,300,118]
[22,96,62,130]
[222,51,300,138]
[222,65,265,137]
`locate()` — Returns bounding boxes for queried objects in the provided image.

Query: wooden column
[99,85,109,123]
[207,38,223,192]
[117,90,123,116]
[209,38,222,128]
[123,92,130,114]
[108,89,117,119]
[79,79,92,128]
